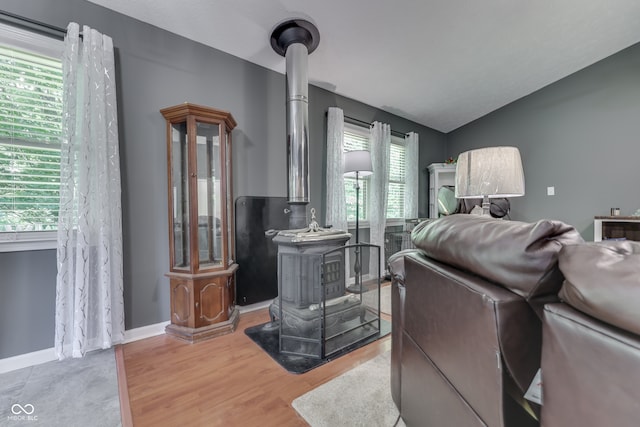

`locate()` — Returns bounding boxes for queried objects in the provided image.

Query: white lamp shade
[343,150,373,177]
[455,146,525,198]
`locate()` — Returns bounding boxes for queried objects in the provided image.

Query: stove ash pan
[274,232,350,308]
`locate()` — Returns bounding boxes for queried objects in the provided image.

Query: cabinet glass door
[196,122,222,269]
[171,122,190,270]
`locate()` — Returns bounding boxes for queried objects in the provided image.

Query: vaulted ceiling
[88,0,640,132]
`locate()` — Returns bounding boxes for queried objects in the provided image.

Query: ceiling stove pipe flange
[270,19,320,229]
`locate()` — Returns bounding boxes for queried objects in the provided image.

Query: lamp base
[482,196,491,216]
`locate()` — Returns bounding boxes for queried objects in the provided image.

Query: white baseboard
[238,300,271,314]
[123,321,170,344]
[0,347,57,374]
[0,320,170,374]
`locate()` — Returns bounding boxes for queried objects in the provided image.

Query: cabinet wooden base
[165,307,240,343]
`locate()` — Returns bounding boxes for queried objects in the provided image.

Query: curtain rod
[0,9,67,39]
[325,111,409,138]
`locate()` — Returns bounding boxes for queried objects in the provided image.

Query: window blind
[342,126,409,221]
[0,43,63,231]
[344,129,370,221]
[387,141,406,219]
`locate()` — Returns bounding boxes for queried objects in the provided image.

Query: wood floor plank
[122,308,391,426]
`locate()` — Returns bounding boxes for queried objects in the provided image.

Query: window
[0,23,64,251]
[386,142,406,220]
[343,123,408,224]
[344,125,370,222]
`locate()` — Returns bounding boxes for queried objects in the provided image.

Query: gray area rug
[0,348,121,427]
[292,350,406,427]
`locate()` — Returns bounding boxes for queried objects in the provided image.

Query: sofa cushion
[558,241,640,335]
[411,214,583,300]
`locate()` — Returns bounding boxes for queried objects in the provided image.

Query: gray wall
[0,250,56,357]
[0,0,445,358]
[447,42,640,239]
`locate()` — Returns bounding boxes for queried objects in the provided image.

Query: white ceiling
[87,0,640,133]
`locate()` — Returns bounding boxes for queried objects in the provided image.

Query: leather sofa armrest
[542,303,640,426]
[403,252,541,426]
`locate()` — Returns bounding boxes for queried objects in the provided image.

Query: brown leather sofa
[541,241,640,427]
[389,214,584,427]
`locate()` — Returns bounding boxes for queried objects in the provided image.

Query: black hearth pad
[244,320,391,374]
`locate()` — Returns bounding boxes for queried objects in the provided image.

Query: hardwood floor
[121,308,392,427]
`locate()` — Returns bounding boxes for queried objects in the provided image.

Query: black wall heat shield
[235,196,290,305]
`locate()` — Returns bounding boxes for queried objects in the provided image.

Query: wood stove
[265,19,381,359]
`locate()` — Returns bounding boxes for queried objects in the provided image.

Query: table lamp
[455,146,525,216]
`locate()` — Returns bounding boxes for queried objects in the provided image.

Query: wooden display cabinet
[160,103,239,342]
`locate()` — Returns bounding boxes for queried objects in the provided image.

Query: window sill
[0,231,57,253]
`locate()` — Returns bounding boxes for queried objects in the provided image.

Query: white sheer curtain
[404,132,419,219]
[325,107,352,280]
[325,107,347,232]
[368,122,391,279]
[55,23,124,359]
